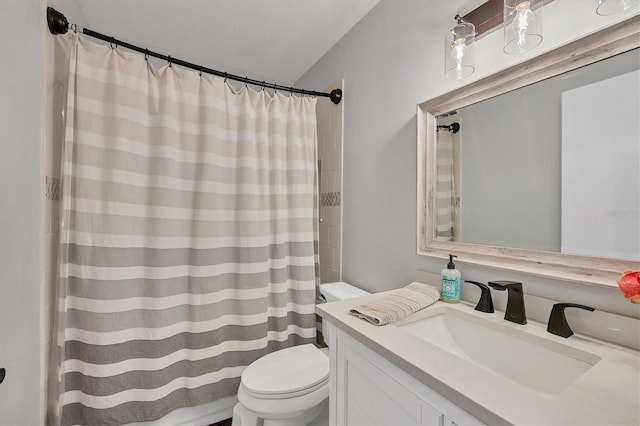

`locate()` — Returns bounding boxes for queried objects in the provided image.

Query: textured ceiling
[52,0,380,86]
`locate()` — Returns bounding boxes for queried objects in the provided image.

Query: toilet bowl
[231,282,369,426]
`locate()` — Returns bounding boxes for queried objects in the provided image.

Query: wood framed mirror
[416,15,640,288]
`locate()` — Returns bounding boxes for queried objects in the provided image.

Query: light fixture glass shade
[445,20,475,80]
[596,0,640,15]
[503,0,543,55]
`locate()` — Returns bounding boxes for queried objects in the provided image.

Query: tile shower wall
[316,81,344,285]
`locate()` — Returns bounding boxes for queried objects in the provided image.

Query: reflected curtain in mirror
[435,128,456,241]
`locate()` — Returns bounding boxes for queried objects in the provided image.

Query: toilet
[231,282,369,426]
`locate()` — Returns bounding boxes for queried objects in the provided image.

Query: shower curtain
[52,35,318,425]
[436,129,455,240]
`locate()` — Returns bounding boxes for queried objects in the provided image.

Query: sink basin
[396,306,601,397]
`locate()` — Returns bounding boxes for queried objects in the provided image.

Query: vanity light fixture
[596,0,640,15]
[445,15,476,80]
[503,0,543,54]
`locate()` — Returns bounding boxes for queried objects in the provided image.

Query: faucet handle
[464,280,494,313]
[547,303,595,338]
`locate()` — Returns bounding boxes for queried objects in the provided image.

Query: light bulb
[513,2,535,51]
[503,0,542,55]
[445,18,475,79]
[451,38,467,78]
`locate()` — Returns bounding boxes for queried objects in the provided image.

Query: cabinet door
[331,327,483,426]
[342,345,433,425]
[422,402,445,426]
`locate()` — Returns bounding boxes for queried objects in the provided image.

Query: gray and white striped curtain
[52,35,318,425]
[435,129,455,240]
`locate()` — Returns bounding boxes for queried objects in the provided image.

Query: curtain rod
[436,122,460,133]
[46,7,343,105]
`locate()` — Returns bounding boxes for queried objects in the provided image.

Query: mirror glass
[434,48,640,262]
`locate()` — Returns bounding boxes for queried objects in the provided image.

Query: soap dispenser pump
[441,254,461,303]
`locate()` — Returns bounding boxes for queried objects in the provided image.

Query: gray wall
[458,84,561,252]
[0,0,43,424]
[296,0,640,318]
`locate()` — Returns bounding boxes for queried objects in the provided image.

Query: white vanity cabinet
[328,324,483,426]
[319,295,640,425]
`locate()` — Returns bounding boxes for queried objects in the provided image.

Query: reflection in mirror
[435,118,461,241]
[434,48,640,262]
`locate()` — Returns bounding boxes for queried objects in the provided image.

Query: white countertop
[317,291,640,426]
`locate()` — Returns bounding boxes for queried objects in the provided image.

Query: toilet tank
[319,282,369,343]
[319,281,369,302]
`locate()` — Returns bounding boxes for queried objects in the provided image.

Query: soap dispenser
[441,254,461,303]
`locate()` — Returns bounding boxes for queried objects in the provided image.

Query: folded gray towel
[349,282,441,326]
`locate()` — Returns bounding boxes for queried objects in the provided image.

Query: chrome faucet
[488,281,526,325]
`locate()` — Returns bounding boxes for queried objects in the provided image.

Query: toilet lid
[241,344,329,399]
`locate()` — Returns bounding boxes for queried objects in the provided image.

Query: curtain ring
[261,81,266,92]
[110,37,116,49]
[223,72,228,83]
[144,49,149,61]
[244,77,248,88]
[168,56,172,67]
[70,23,77,33]
[199,65,204,77]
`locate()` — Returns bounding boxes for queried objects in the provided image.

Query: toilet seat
[241,344,329,399]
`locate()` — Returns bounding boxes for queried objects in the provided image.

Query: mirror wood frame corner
[416,15,640,288]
